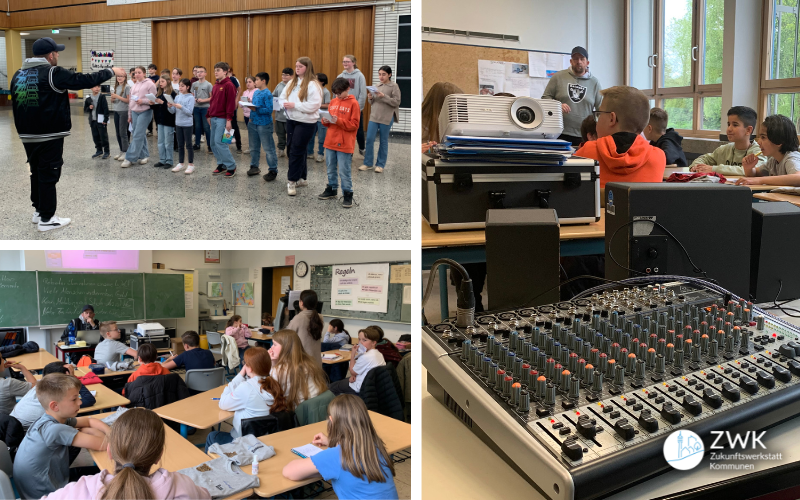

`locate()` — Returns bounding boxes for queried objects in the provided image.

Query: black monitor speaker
[751,201,800,302]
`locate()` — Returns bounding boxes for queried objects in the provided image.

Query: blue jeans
[210,117,236,170]
[125,109,151,162]
[193,107,211,147]
[157,124,174,165]
[247,121,278,172]
[205,430,234,452]
[363,117,393,168]
[325,148,353,193]
[307,122,327,155]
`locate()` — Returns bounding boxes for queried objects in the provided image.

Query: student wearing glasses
[93,321,138,365]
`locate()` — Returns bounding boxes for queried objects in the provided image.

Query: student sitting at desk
[329,327,385,396]
[14,374,111,500]
[322,318,350,351]
[93,321,138,366]
[282,394,399,500]
[643,108,687,168]
[268,329,328,411]
[43,408,211,500]
[225,315,252,365]
[575,85,665,188]
[736,114,800,187]
[205,346,287,451]
[161,331,215,373]
[12,362,95,431]
[690,106,765,175]
[124,344,170,393]
[0,351,36,415]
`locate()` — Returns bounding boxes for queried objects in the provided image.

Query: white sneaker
[172,163,184,172]
[117,154,125,161]
[38,215,70,232]
[375,167,384,173]
[307,154,315,159]
[287,181,297,196]
[296,179,308,187]
[139,158,148,165]
[358,164,371,171]
[113,153,121,160]
[185,165,195,174]
[278,149,286,157]
[32,212,40,224]
[120,160,132,168]
[201,136,205,143]
[315,154,324,163]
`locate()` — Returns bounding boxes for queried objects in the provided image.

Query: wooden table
[753,191,800,206]
[208,410,411,498]
[7,349,60,372]
[154,386,233,438]
[54,342,96,363]
[89,411,254,500]
[321,349,351,365]
[78,383,130,414]
[217,329,273,346]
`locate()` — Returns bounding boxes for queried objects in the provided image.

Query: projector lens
[516,107,535,124]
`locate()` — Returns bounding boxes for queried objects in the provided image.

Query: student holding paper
[361,65,401,174]
[280,57,322,195]
[318,78,360,208]
[169,79,196,173]
[208,62,239,177]
[240,76,256,127]
[84,84,110,159]
[152,76,177,169]
[247,72,279,179]
[109,72,130,160]
[121,66,156,168]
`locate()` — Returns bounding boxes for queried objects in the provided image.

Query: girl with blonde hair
[268,329,329,410]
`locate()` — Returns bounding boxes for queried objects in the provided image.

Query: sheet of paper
[163,94,174,104]
[128,122,133,132]
[145,93,157,103]
[184,292,193,310]
[478,60,505,95]
[505,77,531,97]
[273,97,282,110]
[130,94,138,102]
[505,62,529,78]
[403,285,411,305]
[528,52,547,78]
[292,444,324,458]
[239,101,257,108]
[90,391,97,396]
[184,274,193,292]
[319,110,332,121]
[389,264,411,283]
[563,54,572,71]
[280,276,290,294]
[97,114,104,123]
[366,85,378,93]
[530,77,549,99]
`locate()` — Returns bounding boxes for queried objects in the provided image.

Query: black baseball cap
[82,305,95,313]
[33,37,66,56]
[571,46,589,59]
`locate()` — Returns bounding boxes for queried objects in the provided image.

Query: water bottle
[67,322,76,346]
[251,454,259,475]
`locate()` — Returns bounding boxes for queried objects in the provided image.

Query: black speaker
[751,201,800,302]
[486,209,560,310]
[604,183,752,298]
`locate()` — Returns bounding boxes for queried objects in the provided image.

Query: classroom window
[397,14,411,109]
[766,92,800,123]
[700,96,722,130]
[663,97,694,130]
[770,0,800,80]
[630,0,655,90]
[701,0,724,85]
[661,0,693,88]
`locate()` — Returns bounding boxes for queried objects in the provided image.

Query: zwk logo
[663,430,704,470]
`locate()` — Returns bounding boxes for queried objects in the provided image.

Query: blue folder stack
[435,135,574,165]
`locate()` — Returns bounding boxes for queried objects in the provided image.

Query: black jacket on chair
[124,373,189,410]
[0,414,24,459]
[241,411,297,437]
[358,364,405,421]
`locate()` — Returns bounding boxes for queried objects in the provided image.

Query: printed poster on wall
[90,50,114,71]
[330,263,390,314]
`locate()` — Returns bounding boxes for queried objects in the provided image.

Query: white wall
[421,0,624,88]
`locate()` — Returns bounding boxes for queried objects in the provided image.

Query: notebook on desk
[291,444,324,459]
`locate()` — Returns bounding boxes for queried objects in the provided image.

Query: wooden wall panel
[8,0,368,29]
[152,16,248,91]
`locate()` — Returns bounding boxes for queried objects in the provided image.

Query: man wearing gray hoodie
[339,54,367,154]
[542,46,602,146]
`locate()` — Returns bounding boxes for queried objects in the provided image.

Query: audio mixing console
[422,278,800,500]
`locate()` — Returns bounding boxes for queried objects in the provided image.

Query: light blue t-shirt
[13,413,78,500]
[310,445,399,500]
[94,338,129,365]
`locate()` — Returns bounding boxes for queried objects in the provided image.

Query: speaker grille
[444,390,473,428]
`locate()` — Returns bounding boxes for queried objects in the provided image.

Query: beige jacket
[368,81,401,126]
[287,309,323,368]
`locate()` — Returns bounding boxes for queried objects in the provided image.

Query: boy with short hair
[575,85,666,188]
[209,61,239,177]
[0,352,36,415]
[273,67,294,157]
[11,362,96,430]
[13,374,111,499]
[125,343,170,389]
[318,77,361,208]
[84,85,111,159]
[128,67,135,87]
[191,66,214,152]
[644,107,687,167]
[161,331,216,372]
[93,321,137,365]
[243,72,279,179]
[690,106,766,175]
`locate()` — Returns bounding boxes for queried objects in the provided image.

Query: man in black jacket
[11,37,126,232]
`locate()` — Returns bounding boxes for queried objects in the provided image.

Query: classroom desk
[753,191,800,206]
[321,349,351,365]
[54,342,96,363]
[208,410,411,498]
[154,386,234,439]
[78,384,130,414]
[217,329,273,346]
[89,411,254,500]
[7,349,60,372]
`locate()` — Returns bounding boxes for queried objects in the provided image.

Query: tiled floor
[0,106,411,240]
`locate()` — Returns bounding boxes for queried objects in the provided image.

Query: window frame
[397,14,411,110]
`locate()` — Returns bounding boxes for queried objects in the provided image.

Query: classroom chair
[0,470,14,500]
[295,390,335,426]
[205,331,224,365]
[185,367,226,392]
[0,442,16,500]
[241,411,297,438]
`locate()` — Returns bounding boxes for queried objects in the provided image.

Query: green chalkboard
[0,271,39,327]
[37,272,145,325]
[144,274,186,319]
[310,262,411,324]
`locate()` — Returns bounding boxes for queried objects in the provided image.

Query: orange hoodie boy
[575,86,666,188]
[318,77,362,208]
[123,343,169,394]
[323,86,361,154]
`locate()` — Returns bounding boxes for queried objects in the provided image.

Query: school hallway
[0,106,411,240]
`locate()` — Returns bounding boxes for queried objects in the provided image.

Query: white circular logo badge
[663,430,704,470]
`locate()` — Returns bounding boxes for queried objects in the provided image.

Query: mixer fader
[423,280,800,499]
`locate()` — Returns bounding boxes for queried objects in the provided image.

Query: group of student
[5,290,400,499]
[421,82,800,188]
[84,55,402,208]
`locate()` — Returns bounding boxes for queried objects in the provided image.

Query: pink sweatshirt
[43,468,211,500]
[240,89,255,118]
[225,325,252,349]
[128,78,158,120]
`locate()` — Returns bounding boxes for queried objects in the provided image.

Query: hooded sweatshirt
[219,372,276,438]
[207,76,237,121]
[542,68,602,138]
[338,68,367,109]
[576,132,666,188]
[689,141,766,176]
[651,128,687,168]
[279,77,322,124]
[125,362,171,389]
[42,468,211,500]
[323,94,361,154]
